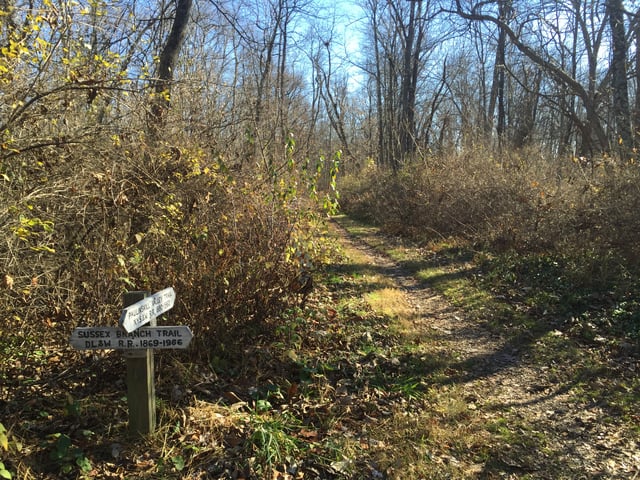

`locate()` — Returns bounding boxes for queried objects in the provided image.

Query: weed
[247,413,301,472]
[0,423,14,480]
[0,462,11,480]
[46,433,92,475]
[390,376,426,400]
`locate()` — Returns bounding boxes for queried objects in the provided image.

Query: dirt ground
[335,222,640,479]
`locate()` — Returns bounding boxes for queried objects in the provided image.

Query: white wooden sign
[70,326,192,350]
[119,287,176,333]
[68,291,188,437]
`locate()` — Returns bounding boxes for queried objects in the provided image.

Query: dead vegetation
[339,149,640,264]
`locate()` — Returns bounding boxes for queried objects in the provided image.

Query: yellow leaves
[1,41,24,59]
[34,37,50,50]
[11,216,56,254]
[188,155,202,176]
[93,53,115,68]
[1,143,20,154]
[30,245,56,253]
[0,423,8,451]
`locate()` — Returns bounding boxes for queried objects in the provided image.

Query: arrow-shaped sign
[70,325,192,350]
[119,287,176,333]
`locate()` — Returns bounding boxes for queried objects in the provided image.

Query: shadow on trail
[330,225,574,406]
[330,239,547,383]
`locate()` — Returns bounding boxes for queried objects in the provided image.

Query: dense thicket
[341,150,640,261]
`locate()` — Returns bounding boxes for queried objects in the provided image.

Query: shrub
[0,131,335,352]
[339,148,640,267]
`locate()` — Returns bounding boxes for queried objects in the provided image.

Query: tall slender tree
[607,0,631,155]
[149,0,193,136]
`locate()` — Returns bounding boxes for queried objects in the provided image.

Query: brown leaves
[2,274,13,290]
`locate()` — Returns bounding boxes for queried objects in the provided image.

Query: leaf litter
[1,218,638,479]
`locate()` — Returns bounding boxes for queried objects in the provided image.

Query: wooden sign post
[124,291,155,437]
[69,288,192,437]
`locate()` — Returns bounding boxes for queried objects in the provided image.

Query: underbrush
[1,212,638,479]
[0,134,338,350]
[0,246,475,479]
[340,149,640,265]
[477,249,640,341]
[0,131,340,477]
[339,147,640,353]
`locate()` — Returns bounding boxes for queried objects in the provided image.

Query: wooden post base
[123,291,156,436]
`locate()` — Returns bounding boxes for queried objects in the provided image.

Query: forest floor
[1,215,639,479]
[328,216,639,479]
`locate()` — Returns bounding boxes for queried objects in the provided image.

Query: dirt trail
[335,223,639,479]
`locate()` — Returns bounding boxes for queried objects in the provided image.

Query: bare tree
[313,40,354,160]
[452,0,625,157]
[149,0,193,136]
[361,0,439,170]
[606,0,631,154]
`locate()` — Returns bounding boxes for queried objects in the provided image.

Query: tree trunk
[487,0,509,149]
[634,10,640,146]
[397,0,424,162]
[373,13,385,167]
[607,0,632,157]
[149,0,193,136]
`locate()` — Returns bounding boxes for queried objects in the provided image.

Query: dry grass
[365,288,414,321]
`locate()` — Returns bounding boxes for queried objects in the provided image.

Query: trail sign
[69,290,190,437]
[119,287,175,333]
[70,325,192,350]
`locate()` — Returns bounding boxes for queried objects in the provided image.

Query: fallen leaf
[298,429,319,440]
